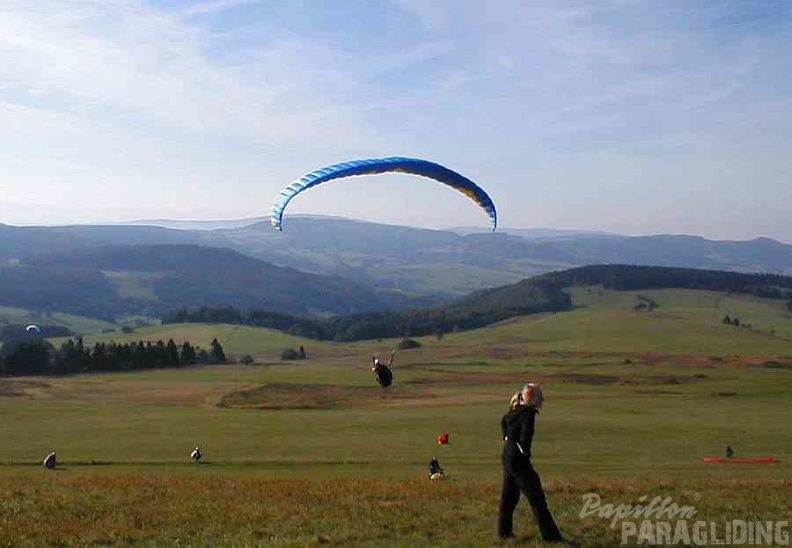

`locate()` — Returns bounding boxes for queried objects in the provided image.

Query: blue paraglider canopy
[270,157,497,231]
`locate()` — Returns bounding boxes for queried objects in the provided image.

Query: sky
[1,1,791,242]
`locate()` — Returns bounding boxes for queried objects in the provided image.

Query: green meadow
[1,288,790,546]
[0,305,118,335]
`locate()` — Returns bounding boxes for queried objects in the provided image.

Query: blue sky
[1,1,791,241]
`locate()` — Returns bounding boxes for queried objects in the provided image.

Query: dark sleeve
[500,414,508,439]
[518,409,536,453]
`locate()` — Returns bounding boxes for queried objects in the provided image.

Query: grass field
[1,288,790,546]
[0,305,119,336]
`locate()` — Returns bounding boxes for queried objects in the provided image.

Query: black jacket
[501,406,537,462]
[374,365,393,387]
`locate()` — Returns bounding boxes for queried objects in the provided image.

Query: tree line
[541,264,792,299]
[162,277,573,342]
[162,264,792,342]
[1,331,226,377]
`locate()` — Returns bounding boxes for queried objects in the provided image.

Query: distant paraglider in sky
[26,324,41,334]
[270,157,497,231]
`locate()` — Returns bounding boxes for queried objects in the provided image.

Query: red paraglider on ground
[703,456,776,464]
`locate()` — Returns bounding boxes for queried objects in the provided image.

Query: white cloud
[179,0,252,19]
[0,1,790,240]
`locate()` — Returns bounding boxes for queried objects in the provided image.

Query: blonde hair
[522,382,543,408]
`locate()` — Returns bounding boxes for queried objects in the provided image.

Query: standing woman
[498,382,564,542]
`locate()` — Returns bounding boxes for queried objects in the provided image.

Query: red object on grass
[437,433,449,445]
[703,456,776,464]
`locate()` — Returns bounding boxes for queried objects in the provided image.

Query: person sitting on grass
[429,456,445,479]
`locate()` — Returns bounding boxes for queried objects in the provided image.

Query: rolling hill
[3,218,792,300]
[3,217,792,334]
[166,264,792,342]
[0,244,437,321]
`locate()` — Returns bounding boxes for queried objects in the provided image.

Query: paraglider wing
[26,324,41,333]
[270,157,497,231]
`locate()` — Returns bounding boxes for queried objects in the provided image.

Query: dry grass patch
[0,378,52,398]
[0,472,788,547]
[218,383,431,410]
[549,371,711,387]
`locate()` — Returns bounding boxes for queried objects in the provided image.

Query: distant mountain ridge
[103,217,267,231]
[2,217,792,306]
[449,226,617,239]
[0,244,437,321]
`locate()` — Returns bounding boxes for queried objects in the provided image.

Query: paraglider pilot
[498,383,564,542]
[372,351,394,387]
[725,444,734,458]
[429,455,445,479]
[191,446,202,463]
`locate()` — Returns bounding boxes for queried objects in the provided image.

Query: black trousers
[498,458,563,541]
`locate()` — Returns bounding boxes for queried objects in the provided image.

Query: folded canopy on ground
[703,456,776,464]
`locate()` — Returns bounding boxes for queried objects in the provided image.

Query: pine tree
[210,338,226,364]
[180,342,197,365]
[166,339,180,367]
